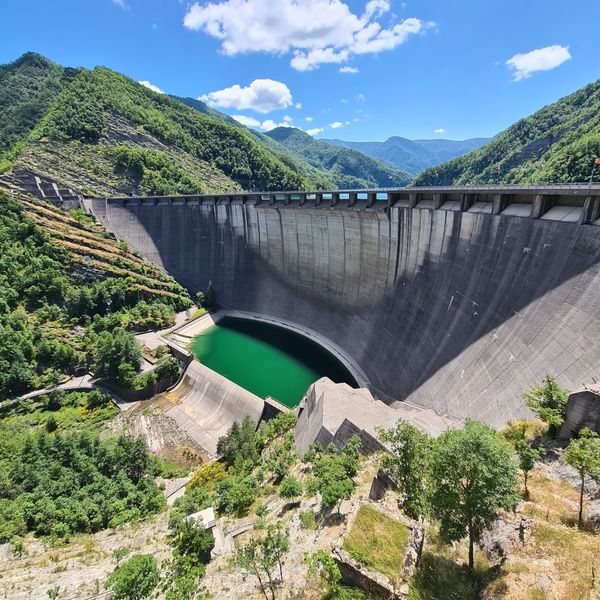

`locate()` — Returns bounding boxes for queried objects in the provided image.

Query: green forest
[266,126,411,188]
[0,191,190,400]
[415,79,600,185]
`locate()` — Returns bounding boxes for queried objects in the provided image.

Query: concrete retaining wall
[559,386,600,438]
[160,360,264,457]
[90,199,600,427]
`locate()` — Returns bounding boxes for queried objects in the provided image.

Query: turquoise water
[189,317,357,408]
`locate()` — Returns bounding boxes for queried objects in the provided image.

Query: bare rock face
[478,514,532,565]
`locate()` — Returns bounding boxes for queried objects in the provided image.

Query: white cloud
[306,127,324,136]
[305,116,314,122]
[295,102,303,109]
[506,45,571,81]
[356,93,366,102]
[434,128,445,134]
[139,80,164,94]
[183,0,432,71]
[232,114,294,131]
[329,121,344,129]
[112,0,128,8]
[232,115,262,127]
[200,79,293,113]
[339,66,359,73]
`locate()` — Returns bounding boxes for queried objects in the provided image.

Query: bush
[106,554,160,600]
[215,473,258,516]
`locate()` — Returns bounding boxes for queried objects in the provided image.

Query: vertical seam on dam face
[98,200,600,428]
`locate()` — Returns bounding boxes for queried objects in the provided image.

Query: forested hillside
[0,53,313,194]
[0,53,76,171]
[415,79,600,185]
[178,97,389,189]
[0,190,190,400]
[266,127,411,188]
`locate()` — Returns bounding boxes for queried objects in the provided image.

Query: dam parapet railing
[101,183,600,225]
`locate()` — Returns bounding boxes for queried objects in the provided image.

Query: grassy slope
[415,79,600,185]
[266,126,412,188]
[343,505,409,583]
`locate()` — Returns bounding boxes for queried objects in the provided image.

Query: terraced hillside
[19,196,189,302]
[0,187,191,401]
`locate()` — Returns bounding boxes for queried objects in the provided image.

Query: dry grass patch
[343,505,409,583]
[484,472,600,599]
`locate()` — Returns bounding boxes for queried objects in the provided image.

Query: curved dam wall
[91,197,600,427]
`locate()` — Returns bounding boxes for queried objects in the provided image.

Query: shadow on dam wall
[95,200,600,427]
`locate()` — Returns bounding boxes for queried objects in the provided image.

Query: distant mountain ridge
[414,78,600,186]
[265,127,411,189]
[322,136,490,175]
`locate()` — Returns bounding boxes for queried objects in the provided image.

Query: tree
[312,455,355,515]
[45,414,58,433]
[515,441,545,498]
[378,420,432,520]
[523,375,569,436]
[263,525,290,582]
[280,475,302,502]
[430,420,519,569]
[203,281,216,309]
[236,537,275,600]
[216,473,258,516]
[106,554,160,600]
[216,416,258,468]
[564,428,600,528]
[173,519,214,564]
[305,550,363,600]
[93,328,142,385]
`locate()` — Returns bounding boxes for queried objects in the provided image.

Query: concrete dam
[89,184,600,428]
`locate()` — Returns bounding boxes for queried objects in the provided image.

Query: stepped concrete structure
[295,378,454,457]
[87,184,600,429]
[1,168,83,209]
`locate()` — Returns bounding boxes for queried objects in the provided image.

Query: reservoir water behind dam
[189,317,357,408]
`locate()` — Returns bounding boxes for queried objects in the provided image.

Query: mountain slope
[175,100,373,189]
[414,79,600,185]
[171,95,241,127]
[0,53,314,194]
[266,127,411,188]
[0,53,78,171]
[323,136,490,175]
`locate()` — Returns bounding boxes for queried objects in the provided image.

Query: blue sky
[1,0,599,142]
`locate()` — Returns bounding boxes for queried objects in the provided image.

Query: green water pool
[189,317,357,408]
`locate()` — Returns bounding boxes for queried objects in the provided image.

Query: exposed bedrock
[91,200,600,427]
